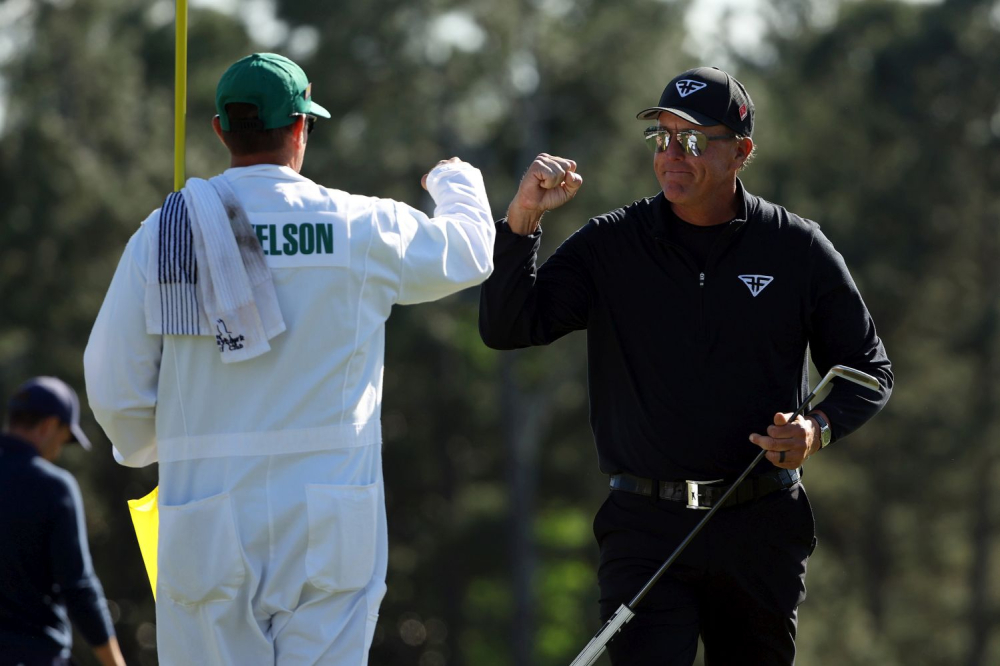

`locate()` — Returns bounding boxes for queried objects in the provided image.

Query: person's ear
[295,115,308,147]
[212,115,226,145]
[735,136,753,166]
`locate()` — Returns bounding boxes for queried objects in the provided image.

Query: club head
[809,364,881,398]
[828,365,881,392]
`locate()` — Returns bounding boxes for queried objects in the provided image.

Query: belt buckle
[685,479,723,510]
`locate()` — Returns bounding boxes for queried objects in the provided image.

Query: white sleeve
[83,219,162,468]
[393,162,495,305]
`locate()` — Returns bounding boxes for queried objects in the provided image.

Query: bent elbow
[477,317,522,351]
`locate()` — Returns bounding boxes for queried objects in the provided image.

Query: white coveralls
[84,162,494,664]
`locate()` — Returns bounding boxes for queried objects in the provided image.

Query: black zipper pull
[699,272,705,287]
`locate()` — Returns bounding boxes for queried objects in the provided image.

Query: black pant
[594,482,817,666]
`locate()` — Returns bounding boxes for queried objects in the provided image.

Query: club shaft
[566,364,872,665]
[627,389,817,609]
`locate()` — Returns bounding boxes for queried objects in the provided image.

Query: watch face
[814,414,832,447]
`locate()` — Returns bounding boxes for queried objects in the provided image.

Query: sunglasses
[294,114,317,135]
[644,127,740,157]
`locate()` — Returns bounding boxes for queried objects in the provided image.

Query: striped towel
[144,176,286,363]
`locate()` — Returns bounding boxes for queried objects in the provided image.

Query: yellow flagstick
[173,0,188,191]
[129,0,189,601]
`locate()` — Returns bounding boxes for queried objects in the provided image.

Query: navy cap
[7,377,91,450]
[636,66,754,137]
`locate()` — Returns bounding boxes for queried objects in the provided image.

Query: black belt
[609,468,800,510]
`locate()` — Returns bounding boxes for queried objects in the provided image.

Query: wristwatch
[810,412,832,448]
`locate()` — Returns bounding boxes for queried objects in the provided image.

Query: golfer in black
[0,377,125,666]
[479,67,892,665]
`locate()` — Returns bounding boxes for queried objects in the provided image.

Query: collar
[732,177,750,224]
[651,178,752,241]
[223,164,313,183]
[0,433,40,458]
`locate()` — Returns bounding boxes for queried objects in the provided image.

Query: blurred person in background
[0,376,126,666]
[84,53,494,664]
[479,66,892,665]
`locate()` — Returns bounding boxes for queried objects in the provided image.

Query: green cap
[216,53,331,130]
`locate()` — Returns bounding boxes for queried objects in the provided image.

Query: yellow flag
[127,486,159,599]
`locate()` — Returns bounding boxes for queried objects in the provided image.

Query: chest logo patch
[738,274,774,297]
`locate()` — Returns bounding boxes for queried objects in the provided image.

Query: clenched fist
[421,157,464,190]
[507,154,583,235]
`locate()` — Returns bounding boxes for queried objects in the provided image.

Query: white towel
[144,177,285,363]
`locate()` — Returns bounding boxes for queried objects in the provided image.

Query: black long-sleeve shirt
[0,434,115,658]
[479,182,892,481]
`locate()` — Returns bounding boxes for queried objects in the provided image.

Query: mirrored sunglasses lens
[680,131,706,157]
[644,132,668,153]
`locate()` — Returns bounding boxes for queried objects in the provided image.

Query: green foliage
[740,0,1000,663]
[1,0,998,663]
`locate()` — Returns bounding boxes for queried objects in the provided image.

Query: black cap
[7,377,91,450]
[636,66,754,137]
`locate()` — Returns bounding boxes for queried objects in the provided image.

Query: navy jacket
[479,182,892,481]
[0,434,114,658]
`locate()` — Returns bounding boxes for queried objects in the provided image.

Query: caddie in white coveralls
[83,53,495,665]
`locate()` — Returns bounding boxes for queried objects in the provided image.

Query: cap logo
[739,103,748,120]
[304,83,312,100]
[675,79,708,98]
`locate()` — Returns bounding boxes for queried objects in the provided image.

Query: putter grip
[567,603,635,666]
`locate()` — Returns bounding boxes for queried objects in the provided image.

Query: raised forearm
[93,636,126,666]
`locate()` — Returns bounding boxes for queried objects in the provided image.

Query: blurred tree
[738,0,1000,663]
[3,0,998,664]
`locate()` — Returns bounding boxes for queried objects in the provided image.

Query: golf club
[567,364,881,666]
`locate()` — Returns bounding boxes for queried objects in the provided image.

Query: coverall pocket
[305,483,379,593]
[158,492,246,605]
